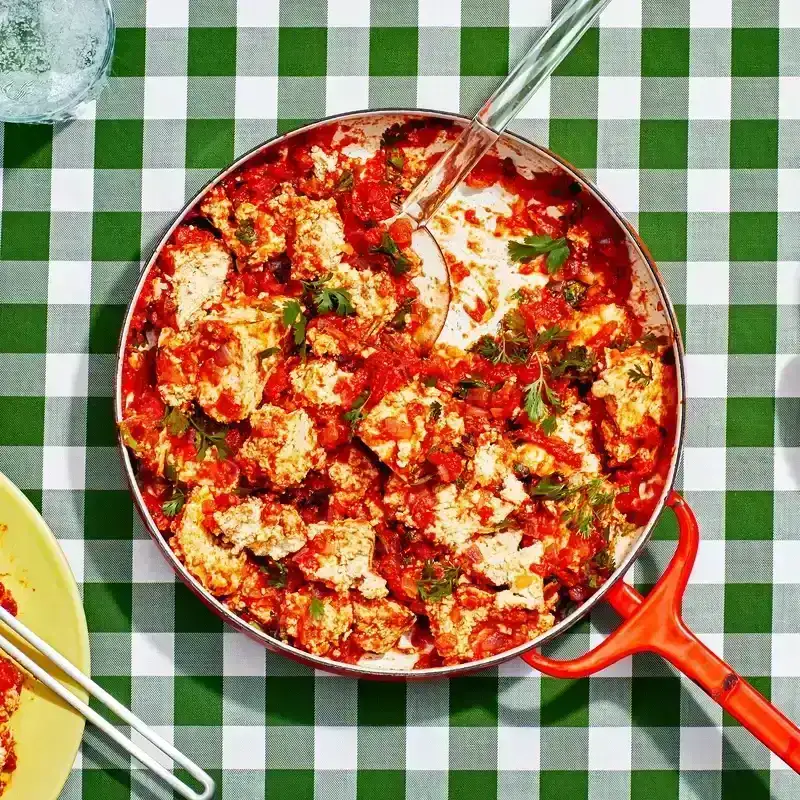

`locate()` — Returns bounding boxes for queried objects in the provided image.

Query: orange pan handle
[523,491,800,772]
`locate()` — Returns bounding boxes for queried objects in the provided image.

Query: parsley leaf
[532,325,569,349]
[641,332,669,353]
[550,346,595,379]
[528,475,574,501]
[471,310,530,365]
[282,300,308,356]
[417,560,460,602]
[508,235,570,274]
[429,401,443,421]
[342,390,371,431]
[387,149,404,170]
[334,170,354,192]
[302,274,354,316]
[371,232,411,275]
[162,487,186,518]
[628,362,654,386]
[309,598,325,619]
[380,124,405,148]
[260,559,288,588]
[562,280,587,307]
[541,415,557,435]
[161,407,190,436]
[235,219,257,245]
[189,415,231,462]
[523,354,563,423]
[454,375,489,398]
[258,346,281,360]
[390,298,414,330]
[561,479,618,537]
[422,375,439,388]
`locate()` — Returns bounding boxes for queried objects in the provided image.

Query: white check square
[596,169,639,214]
[417,77,461,114]
[406,727,448,770]
[326,76,369,116]
[509,0,550,26]
[689,78,731,121]
[691,540,726,584]
[681,727,723,770]
[315,727,357,770]
[774,448,800,491]
[51,169,94,212]
[235,76,278,120]
[497,727,540,771]
[683,353,728,398]
[598,77,641,121]
[144,77,188,121]
[131,632,175,677]
[686,262,729,305]
[776,262,800,305]
[146,0,189,27]
[47,261,92,306]
[690,0,732,26]
[45,353,89,398]
[420,0,462,27]
[328,0,369,27]
[130,727,175,771]
[141,168,187,213]
[773,634,800,676]
[224,631,267,677]
[776,355,800,397]
[516,79,550,120]
[778,169,800,212]
[132,540,176,583]
[57,539,84,583]
[42,446,86,490]
[224,727,266,770]
[773,542,800,583]
[687,169,729,213]
[780,77,800,120]
[682,448,726,491]
[237,0,279,27]
[588,727,631,771]
[599,0,641,28]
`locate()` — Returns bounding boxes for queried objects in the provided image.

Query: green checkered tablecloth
[1,0,799,797]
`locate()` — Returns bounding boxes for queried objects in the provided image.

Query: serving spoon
[407,0,613,350]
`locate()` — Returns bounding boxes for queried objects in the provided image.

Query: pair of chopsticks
[0,605,215,799]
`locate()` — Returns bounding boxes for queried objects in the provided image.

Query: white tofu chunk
[288,196,349,280]
[289,359,352,407]
[168,239,231,330]
[351,597,416,653]
[279,591,354,656]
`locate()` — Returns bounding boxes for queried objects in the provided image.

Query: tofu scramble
[0,583,24,792]
[120,118,678,668]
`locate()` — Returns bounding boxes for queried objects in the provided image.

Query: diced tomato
[388,217,413,248]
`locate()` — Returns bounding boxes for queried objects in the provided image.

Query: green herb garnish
[334,170,354,192]
[309,598,325,619]
[390,298,414,330]
[235,219,257,245]
[628,362,654,386]
[472,310,530,365]
[508,235,570,274]
[190,415,231,462]
[343,390,371,430]
[422,375,439,388]
[161,407,190,436]
[417,560,460,602]
[371,232,411,275]
[162,487,186,518]
[429,401,443,421]
[387,149,404,170]
[562,280,587,307]
[550,346,595,379]
[258,347,281,360]
[533,325,569,349]
[528,475,574,501]
[523,354,564,423]
[641,332,669,353]
[282,300,308,357]
[261,559,288,588]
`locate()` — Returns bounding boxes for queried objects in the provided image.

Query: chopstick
[0,605,215,800]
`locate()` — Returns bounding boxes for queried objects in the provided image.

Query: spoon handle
[402,0,612,227]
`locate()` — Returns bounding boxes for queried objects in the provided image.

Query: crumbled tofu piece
[0,657,21,723]
[290,359,352,407]
[170,487,248,597]
[568,303,633,348]
[513,442,557,477]
[280,592,354,656]
[551,402,601,475]
[307,327,346,358]
[310,145,339,182]
[239,405,325,490]
[351,597,416,653]
[592,346,667,464]
[156,328,198,409]
[327,445,384,522]
[228,568,283,628]
[467,531,545,610]
[288,196,349,280]
[359,383,464,476]
[294,520,387,598]
[330,262,398,325]
[425,585,494,662]
[167,239,231,330]
[214,496,308,560]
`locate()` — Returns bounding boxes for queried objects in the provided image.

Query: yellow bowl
[0,473,90,800]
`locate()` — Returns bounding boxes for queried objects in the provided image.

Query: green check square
[724,584,772,633]
[89,305,126,354]
[732,29,779,77]
[266,771,314,800]
[460,27,508,77]
[540,677,589,727]
[729,212,778,261]
[89,676,131,724]
[0,305,46,353]
[3,123,52,169]
[92,213,141,261]
[728,305,776,355]
[174,676,223,726]
[549,119,597,169]
[370,28,418,77]
[187,28,237,76]
[640,120,688,169]
[82,769,130,800]
[175,583,223,632]
[94,120,144,169]
[111,27,146,77]
[449,771,497,800]
[23,490,42,512]
[730,120,778,169]
[722,769,770,799]
[266,677,314,726]
[358,681,405,726]
[449,676,498,727]
[357,771,404,800]
[83,583,132,633]
[726,397,775,447]
[638,213,687,262]
[86,396,118,447]
[641,29,690,77]
[723,676,770,727]
[725,492,773,540]
[277,119,316,135]
[84,491,134,540]
[672,303,686,343]
[279,27,327,77]
[651,507,678,540]
[553,27,598,76]
[0,397,44,446]
[540,771,587,800]
[631,771,679,800]
[632,677,681,727]
[186,119,235,169]
[1,212,50,261]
